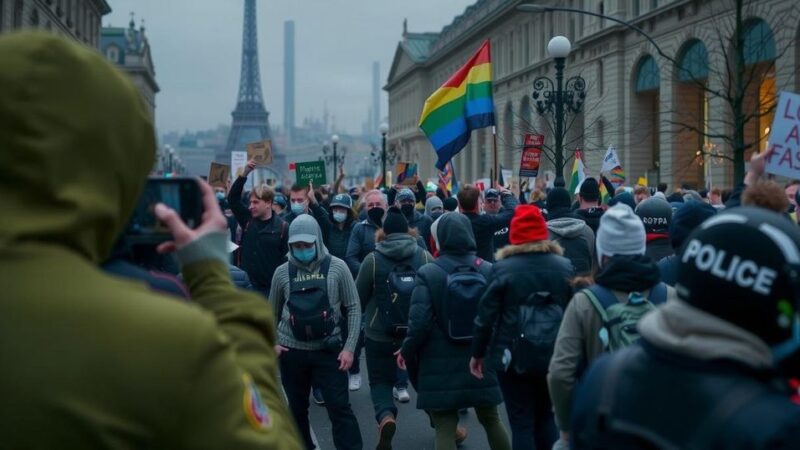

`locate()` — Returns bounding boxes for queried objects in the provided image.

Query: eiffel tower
[220,0,271,163]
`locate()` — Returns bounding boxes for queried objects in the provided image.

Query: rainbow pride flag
[419,41,494,171]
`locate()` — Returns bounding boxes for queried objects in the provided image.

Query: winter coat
[310,202,355,271]
[547,217,596,275]
[575,207,604,234]
[407,210,434,251]
[356,234,432,343]
[229,264,252,290]
[401,213,503,411]
[472,241,575,371]
[645,236,675,262]
[228,176,289,290]
[572,300,800,449]
[270,215,362,353]
[464,193,519,262]
[0,33,301,449]
[658,254,679,286]
[548,255,668,431]
[345,217,427,275]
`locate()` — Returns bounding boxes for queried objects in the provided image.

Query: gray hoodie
[547,217,596,274]
[356,233,432,342]
[270,214,362,352]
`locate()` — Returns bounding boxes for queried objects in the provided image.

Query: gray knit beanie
[596,204,646,263]
[425,196,443,216]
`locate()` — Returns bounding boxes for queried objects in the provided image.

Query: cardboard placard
[395,162,418,185]
[246,140,273,166]
[295,161,327,187]
[520,134,544,178]
[208,162,231,188]
[766,91,800,179]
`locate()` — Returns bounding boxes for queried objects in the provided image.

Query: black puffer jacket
[471,240,575,371]
[401,213,503,411]
[463,193,518,262]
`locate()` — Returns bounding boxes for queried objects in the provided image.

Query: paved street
[307,354,511,450]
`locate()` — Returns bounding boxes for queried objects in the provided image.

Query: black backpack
[433,257,489,343]
[373,250,424,338]
[286,256,336,341]
[511,291,564,374]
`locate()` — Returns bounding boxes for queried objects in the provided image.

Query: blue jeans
[497,370,556,450]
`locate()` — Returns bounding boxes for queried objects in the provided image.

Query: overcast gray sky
[106,0,475,136]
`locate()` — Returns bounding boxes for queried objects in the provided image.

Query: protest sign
[365,177,375,190]
[766,91,800,179]
[520,134,544,178]
[475,178,491,192]
[246,140,273,166]
[501,169,513,188]
[395,162,418,185]
[295,161,327,187]
[231,151,251,190]
[208,162,231,188]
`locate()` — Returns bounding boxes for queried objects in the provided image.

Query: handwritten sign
[766,91,800,179]
[208,162,231,188]
[246,140,273,166]
[295,161,327,187]
[231,151,251,190]
[520,134,543,178]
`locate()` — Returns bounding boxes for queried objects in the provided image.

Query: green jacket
[0,32,301,449]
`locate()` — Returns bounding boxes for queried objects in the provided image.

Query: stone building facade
[386,0,800,189]
[100,17,159,119]
[0,0,110,48]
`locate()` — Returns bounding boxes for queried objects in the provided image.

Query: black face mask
[401,204,415,218]
[431,211,443,221]
[368,207,385,226]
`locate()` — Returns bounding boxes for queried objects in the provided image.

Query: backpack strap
[582,284,618,324]
[319,255,332,276]
[648,282,668,305]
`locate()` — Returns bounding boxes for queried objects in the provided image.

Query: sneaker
[376,414,396,450]
[312,388,325,406]
[455,426,468,445]
[349,373,362,391]
[392,387,410,403]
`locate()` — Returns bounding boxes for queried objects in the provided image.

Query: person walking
[399,213,511,450]
[545,187,596,276]
[271,215,363,450]
[635,197,675,261]
[356,207,433,449]
[228,160,289,298]
[548,204,668,450]
[458,184,518,262]
[471,205,575,450]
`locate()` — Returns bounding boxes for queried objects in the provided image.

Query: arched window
[677,39,709,82]
[635,55,660,92]
[743,18,776,65]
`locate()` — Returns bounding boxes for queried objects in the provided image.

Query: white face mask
[290,202,306,215]
[333,211,347,223]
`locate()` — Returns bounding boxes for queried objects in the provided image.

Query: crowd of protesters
[2,32,798,450]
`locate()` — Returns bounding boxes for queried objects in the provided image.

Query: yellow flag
[637,176,648,186]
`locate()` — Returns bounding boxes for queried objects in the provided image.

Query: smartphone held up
[126,177,203,244]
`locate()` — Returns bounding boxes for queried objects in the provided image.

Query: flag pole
[491,126,498,188]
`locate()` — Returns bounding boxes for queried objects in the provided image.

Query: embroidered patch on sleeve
[242,373,272,431]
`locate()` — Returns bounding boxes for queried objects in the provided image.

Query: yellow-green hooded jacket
[0,32,301,449]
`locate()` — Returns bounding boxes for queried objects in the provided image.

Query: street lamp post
[331,134,339,183]
[379,123,389,189]
[531,36,585,187]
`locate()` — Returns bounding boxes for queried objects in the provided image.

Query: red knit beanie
[510,205,548,245]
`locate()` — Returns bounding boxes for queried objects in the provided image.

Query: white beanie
[596,204,646,264]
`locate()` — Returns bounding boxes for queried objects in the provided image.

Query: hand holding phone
[154,180,228,254]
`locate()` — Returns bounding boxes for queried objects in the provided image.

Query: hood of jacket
[547,217,588,238]
[436,212,476,255]
[287,214,330,269]
[639,299,773,369]
[595,255,660,293]
[495,240,563,261]
[376,233,418,261]
[0,33,155,263]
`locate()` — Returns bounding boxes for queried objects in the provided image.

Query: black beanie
[609,192,635,209]
[670,200,716,249]
[635,198,673,234]
[443,197,459,212]
[676,207,800,346]
[382,206,409,235]
[579,178,600,202]
[547,187,572,211]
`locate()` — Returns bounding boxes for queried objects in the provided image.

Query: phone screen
[126,178,202,242]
